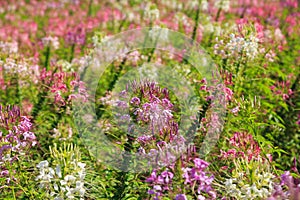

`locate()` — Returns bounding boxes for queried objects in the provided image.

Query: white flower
[224,33,259,60]
[3,58,29,75]
[92,34,100,47]
[65,186,76,199]
[64,175,76,183]
[214,0,230,11]
[201,0,209,11]
[57,60,73,72]
[198,195,205,200]
[204,24,214,33]
[0,41,18,54]
[56,165,62,178]
[274,28,285,42]
[78,170,86,181]
[37,160,49,168]
[77,162,86,170]
[149,26,168,42]
[35,166,55,187]
[42,36,59,49]
[243,35,259,60]
[144,4,160,21]
[75,181,85,196]
[54,183,59,191]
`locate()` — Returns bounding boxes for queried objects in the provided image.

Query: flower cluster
[132,96,174,135]
[215,33,260,60]
[223,158,275,199]
[270,78,294,101]
[220,132,262,161]
[138,135,186,167]
[0,105,37,184]
[146,169,174,199]
[110,80,187,168]
[214,0,230,12]
[0,40,18,54]
[40,69,88,106]
[182,158,216,199]
[1,58,37,80]
[146,157,216,199]
[65,26,86,46]
[35,143,86,200]
[115,80,177,140]
[41,36,60,49]
[266,171,300,199]
[143,3,160,22]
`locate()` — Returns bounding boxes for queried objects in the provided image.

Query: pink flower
[224,87,233,101]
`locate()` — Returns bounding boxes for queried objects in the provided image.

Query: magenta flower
[158,170,174,184]
[194,158,209,170]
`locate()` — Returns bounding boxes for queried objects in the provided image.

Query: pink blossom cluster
[181,158,216,199]
[40,68,88,106]
[220,132,263,161]
[0,105,37,185]
[124,81,177,140]
[146,169,174,199]
[146,157,216,200]
[270,77,295,101]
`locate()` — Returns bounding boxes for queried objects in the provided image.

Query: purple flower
[194,158,209,170]
[159,170,174,184]
[0,105,37,186]
[153,185,162,191]
[162,98,173,108]
[137,135,153,144]
[130,97,140,105]
[281,171,292,185]
[116,100,128,109]
[175,194,187,200]
[148,185,163,199]
[142,103,151,111]
[146,170,158,183]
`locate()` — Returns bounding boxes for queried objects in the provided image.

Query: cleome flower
[222,157,276,199]
[0,105,37,185]
[35,143,87,200]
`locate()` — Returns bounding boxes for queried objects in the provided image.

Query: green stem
[44,46,51,70]
[87,0,93,16]
[8,162,17,200]
[107,57,127,92]
[31,68,58,119]
[69,44,75,63]
[215,8,222,22]
[186,99,211,144]
[50,105,66,130]
[183,2,201,63]
[31,90,47,119]
[192,2,201,42]
[207,7,222,46]
[233,60,245,97]
[15,73,20,105]
[147,28,161,62]
[142,22,153,50]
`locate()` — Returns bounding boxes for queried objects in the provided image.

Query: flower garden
[0,0,299,199]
